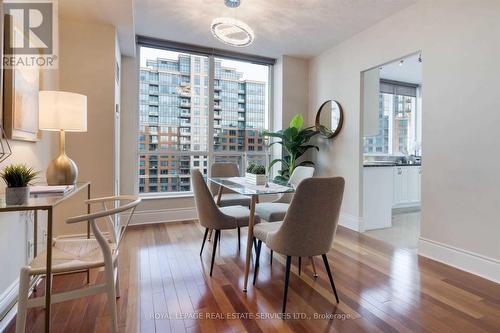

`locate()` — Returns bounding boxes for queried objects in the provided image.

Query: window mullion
[207,55,215,177]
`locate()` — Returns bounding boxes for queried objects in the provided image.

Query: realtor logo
[3,0,58,68]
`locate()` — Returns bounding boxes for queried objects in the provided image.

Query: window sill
[140,192,194,200]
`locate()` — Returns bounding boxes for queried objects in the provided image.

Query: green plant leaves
[246,162,266,175]
[0,164,39,187]
[289,114,304,131]
[268,158,289,173]
[263,113,320,181]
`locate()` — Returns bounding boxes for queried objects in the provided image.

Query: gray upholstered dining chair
[192,169,261,276]
[210,162,251,207]
[255,166,315,272]
[252,177,345,314]
[208,162,252,242]
[255,166,314,222]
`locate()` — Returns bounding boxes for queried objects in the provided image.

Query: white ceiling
[59,0,418,59]
[380,53,422,84]
[134,0,417,59]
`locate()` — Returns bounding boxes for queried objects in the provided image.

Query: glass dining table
[208,176,294,292]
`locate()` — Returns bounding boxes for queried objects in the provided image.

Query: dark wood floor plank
[5,222,500,333]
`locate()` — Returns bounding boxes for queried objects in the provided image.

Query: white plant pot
[245,173,267,186]
[6,186,30,205]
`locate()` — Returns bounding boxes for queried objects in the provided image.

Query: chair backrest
[192,169,224,229]
[276,166,315,203]
[268,177,345,257]
[66,195,141,267]
[209,162,240,195]
[289,166,315,188]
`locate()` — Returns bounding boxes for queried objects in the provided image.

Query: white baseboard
[338,213,362,232]
[129,207,198,225]
[130,208,364,231]
[418,237,500,283]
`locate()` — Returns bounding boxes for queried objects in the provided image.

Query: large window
[364,80,420,156]
[138,46,271,195]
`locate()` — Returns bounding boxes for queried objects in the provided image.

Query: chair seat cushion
[255,202,290,222]
[254,221,283,242]
[30,238,116,274]
[215,193,252,207]
[219,205,261,228]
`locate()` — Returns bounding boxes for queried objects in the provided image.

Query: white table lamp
[39,91,87,185]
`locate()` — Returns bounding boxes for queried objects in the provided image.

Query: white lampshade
[39,91,87,132]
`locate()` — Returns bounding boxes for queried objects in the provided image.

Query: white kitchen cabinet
[363,167,394,231]
[393,166,421,207]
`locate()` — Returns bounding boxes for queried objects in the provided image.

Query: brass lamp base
[46,154,78,185]
[46,130,79,185]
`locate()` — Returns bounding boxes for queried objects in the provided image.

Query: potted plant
[245,162,267,185]
[263,114,319,183]
[1,164,39,205]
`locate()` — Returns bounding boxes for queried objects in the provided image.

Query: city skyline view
[138,47,270,194]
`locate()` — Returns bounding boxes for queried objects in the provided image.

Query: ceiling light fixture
[399,59,404,66]
[211,17,254,47]
[224,0,241,8]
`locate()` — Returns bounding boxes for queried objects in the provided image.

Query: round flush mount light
[224,0,241,8]
[211,17,254,47]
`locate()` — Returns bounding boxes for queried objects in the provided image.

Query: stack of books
[30,185,74,195]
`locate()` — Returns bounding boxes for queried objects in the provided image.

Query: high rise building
[138,54,267,193]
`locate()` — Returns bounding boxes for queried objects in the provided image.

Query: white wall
[59,19,117,200]
[56,19,119,235]
[120,56,138,196]
[308,0,500,281]
[281,56,310,128]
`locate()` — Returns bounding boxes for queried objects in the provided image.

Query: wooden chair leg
[322,254,339,303]
[105,263,118,332]
[200,228,209,256]
[237,227,241,251]
[282,256,292,315]
[310,256,318,277]
[210,230,220,276]
[114,260,121,298]
[15,268,30,333]
[298,257,302,276]
[253,239,262,285]
[207,229,213,241]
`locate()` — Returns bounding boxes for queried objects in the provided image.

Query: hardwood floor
[6,221,500,333]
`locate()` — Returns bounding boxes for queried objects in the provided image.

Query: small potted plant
[1,164,39,205]
[245,162,267,185]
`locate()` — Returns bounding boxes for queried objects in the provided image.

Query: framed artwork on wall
[2,13,41,142]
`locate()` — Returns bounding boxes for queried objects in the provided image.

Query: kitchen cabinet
[363,165,421,231]
[363,167,394,231]
[393,166,421,207]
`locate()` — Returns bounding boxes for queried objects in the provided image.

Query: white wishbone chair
[15,195,141,333]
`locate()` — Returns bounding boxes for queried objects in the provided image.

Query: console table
[0,182,91,333]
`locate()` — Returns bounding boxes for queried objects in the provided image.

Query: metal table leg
[86,184,91,284]
[243,195,257,292]
[44,208,53,332]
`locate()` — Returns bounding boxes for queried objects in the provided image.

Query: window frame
[137,41,275,199]
[364,80,420,157]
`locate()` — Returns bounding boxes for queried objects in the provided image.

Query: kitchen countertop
[363,163,421,168]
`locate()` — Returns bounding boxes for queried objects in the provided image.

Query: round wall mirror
[315,100,344,138]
